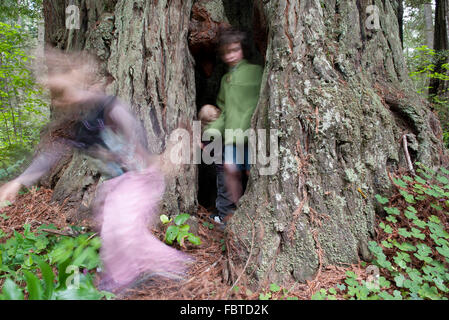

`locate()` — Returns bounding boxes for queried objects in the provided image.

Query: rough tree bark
[41,0,447,289]
[42,0,197,222]
[224,0,447,289]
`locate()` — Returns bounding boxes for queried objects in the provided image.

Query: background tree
[0,0,47,181]
[429,0,449,98]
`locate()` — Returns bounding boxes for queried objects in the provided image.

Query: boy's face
[220,42,243,67]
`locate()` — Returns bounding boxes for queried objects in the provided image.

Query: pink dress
[16,97,192,291]
[95,165,191,290]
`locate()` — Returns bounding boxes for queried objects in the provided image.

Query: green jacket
[206,59,263,145]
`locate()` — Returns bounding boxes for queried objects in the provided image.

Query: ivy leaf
[165,225,179,245]
[379,276,391,289]
[337,284,346,291]
[381,240,393,249]
[439,167,449,175]
[399,190,416,204]
[393,178,408,188]
[414,253,433,263]
[410,228,426,240]
[404,209,417,221]
[174,213,190,226]
[375,194,389,205]
[430,203,443,211]
[187,234,201,246]
[386,216,397,223]
[414,175,427,185]
[259,292,272,300]
[428,215,441,224]
[412,219,427,229]
[270,283,281,292]
[436,174,448,184]
[436,246,449,259]
[159,214,172,225]
[384,224,393,234]
[384,206,401,216]
[394,274,405,287]
[393,241,416,252]
[398,228,412,238]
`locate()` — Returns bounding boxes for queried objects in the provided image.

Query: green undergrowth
[160,213,201,247]
[313,163,449,300]
[0,223,113,300]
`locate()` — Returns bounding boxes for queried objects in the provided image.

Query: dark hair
[217,27,250,58]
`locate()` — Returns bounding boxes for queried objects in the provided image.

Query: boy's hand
[0,180,22,204]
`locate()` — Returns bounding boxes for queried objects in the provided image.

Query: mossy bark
[42,0,197,219]
[225,0,447,289]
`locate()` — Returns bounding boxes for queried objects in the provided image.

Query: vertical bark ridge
[227,0,446,289]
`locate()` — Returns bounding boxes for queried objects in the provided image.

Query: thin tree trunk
[1,111,12,146]
[430,0,449,97]
[424,2,434,49]
[398,0,404,46]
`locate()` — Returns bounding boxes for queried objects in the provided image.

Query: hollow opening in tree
[188,0,267,214]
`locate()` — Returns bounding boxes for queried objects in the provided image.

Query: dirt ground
[0,187,366,300]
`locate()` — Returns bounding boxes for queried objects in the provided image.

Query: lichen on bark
[225,0,448,289]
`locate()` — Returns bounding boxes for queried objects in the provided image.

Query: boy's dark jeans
[215,163,236,219]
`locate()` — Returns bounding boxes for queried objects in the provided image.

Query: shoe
[214,216,223,224]
[209,214,224,224]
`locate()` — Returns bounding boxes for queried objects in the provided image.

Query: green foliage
[0,224,112,300]
[313,164,449,300]
[406,44,449,146]
[0,22,49,181]
[202,221,215,230]
[408,46,449,88]
[258,283,299,300]
[160,213,202,247]
[0,0,43,24]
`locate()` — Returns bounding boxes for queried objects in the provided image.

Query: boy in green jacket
[204,28,263,223]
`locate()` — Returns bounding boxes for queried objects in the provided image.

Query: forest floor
[0,187,369,300]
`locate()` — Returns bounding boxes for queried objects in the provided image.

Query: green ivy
[0,224,113,300]
[313,163,449,300]
[160,213,202,247]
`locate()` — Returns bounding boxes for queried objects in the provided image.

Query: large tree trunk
[42,0,197,222]
[42,0,447,289]
[225,0,447,289]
